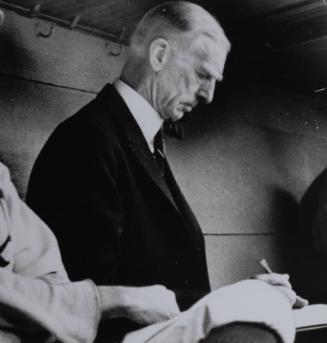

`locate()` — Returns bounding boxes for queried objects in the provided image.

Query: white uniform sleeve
[0,268,101,343]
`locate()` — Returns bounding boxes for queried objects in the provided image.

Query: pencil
[259,258,273,273]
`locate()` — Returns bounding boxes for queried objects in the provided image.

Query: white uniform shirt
[0,162,100,343]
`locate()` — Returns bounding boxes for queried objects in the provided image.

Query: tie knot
[163,121,185,140]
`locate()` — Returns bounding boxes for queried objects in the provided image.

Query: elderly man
[26,2,306,342]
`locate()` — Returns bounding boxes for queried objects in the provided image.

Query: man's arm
[98,284,180,325]
[0,268,180,342]
[0,161,180,341]
[0,162,67,279]
[0,162,99,342]
[254,273,308,308]
[26,122,124,283]
[0,268,100,343]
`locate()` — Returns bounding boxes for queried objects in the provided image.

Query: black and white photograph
[0,0,327,342]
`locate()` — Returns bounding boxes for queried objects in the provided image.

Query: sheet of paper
[294,304,327,332]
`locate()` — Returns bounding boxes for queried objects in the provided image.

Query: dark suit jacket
[26,84,210,340]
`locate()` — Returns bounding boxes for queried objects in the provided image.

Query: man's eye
[196,73,207,85]
[198,72,212,82]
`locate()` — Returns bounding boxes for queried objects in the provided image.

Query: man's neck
[120,74,158,116]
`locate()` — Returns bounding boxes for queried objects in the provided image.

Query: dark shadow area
[0,28,38,110]
[295,328,327,343]
[0,29,35,79]
[268,186,300,273]
[0,30,52,198]
[290,169,327,305]
[265,185,327,343]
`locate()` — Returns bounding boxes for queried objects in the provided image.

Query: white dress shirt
[114,79,163,153]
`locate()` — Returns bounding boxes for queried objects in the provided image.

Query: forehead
[194,35,228,77]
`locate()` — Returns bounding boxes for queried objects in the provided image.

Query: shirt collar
[113,79,163,152]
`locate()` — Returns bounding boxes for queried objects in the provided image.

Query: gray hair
[129,1,231,55]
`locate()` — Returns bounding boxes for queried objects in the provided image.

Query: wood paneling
[0,75,95,196]
[1,0,325,39]
[0,9,126,92]
[0,8,125,196]
[209,81,327,139]
[167,81,327,235]
[205,234,289,289]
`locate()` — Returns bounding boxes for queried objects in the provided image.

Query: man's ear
[149,38,170,72]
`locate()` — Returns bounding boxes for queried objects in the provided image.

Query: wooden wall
[1,9,327,291]
[0,9,126,195]
[167,81,327,289]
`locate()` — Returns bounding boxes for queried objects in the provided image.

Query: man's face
[155,35,228,121]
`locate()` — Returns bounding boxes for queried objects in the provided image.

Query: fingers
[254,273,292,288]
[166,290,180,317]
[124,284,180,325]
[160,287,181,318]
[294,295,309,308]
[99,284,181,325]
[272,286,308,308]
[254,273,309,308]
[273,285,297,306]
[148,285,179,319]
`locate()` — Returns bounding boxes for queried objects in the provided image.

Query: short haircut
[129,1,231,55]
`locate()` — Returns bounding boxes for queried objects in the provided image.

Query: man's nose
[197,80,215,104]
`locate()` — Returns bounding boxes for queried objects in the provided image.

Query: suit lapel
[128,137,204,243]
[164,162,204,243]
[96,84,181,213]
[127,143,178,209]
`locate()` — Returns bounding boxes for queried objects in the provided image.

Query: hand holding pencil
[255,258,309,309]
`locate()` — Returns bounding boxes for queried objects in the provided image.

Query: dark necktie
[153,131,165,176]
[0,235,10,267]
[163,121,185,140]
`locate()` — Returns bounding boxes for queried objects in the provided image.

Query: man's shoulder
[51,86,122,145]
[0,162,9,178]
[301,167,327,204]
[0,162,10,192]
[0,162,18,202]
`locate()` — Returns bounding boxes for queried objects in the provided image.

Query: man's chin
[171,110,184,121]
[162,109,185,122]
